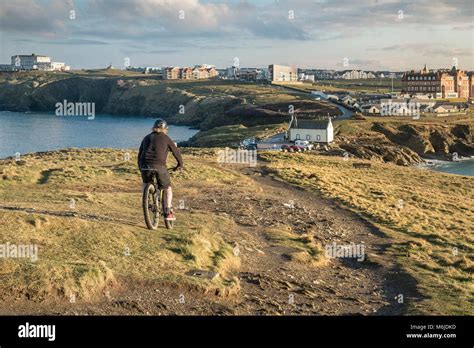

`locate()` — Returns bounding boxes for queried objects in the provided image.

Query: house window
[316,135,321,141]
[306,134,311,140]
[295,134,300,140]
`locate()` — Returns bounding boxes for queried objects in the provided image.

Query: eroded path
[0,160,419,315]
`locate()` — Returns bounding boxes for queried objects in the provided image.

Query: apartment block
[268,64,298,82]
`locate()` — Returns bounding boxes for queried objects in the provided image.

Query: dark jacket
[138,132,183,169]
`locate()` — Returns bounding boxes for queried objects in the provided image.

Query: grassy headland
[0,148,472,314]
[0,148,329,308]
[259,151,473,314]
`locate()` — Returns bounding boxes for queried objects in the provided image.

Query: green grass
[0,149,242,301]
[186,123,286,147]
[276,78,403,93]
[259,151,474,315]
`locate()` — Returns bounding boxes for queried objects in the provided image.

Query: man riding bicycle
[138,119,184,221]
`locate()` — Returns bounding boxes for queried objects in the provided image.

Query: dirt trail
[0,162,419,315]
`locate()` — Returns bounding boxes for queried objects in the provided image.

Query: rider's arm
[168,138,184,168]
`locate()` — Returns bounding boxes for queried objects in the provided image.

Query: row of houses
[339,95,470,116]
[163,65,219,80]
[360,101,469,115]
[298,69,404,80]
[339,70,376,79]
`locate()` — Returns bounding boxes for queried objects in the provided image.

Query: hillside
[0,72,339,132]
[332,115,474,165]
[0,148,472,315]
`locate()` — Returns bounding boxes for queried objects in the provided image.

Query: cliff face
[334,120,474,166]
[1,75,472,166]
[0,75,339,131]
[0,76,113,112]
[339,142,424,166]
[372,123,474,160]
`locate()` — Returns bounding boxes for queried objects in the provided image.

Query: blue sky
[0,0,472,71]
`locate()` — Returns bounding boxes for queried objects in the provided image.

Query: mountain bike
[142,169,174,230]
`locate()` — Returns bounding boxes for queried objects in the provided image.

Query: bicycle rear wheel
[143,183,160,230]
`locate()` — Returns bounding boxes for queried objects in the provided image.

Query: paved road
[271,83,354,120]
[332,101,353,120]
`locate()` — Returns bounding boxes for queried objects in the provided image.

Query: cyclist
[138,118,184,221]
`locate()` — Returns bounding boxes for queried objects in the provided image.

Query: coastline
[416,156,474,176]
[0,111,199,159]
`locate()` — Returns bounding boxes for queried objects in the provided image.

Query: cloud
[0,0,472,70]
[2,0,472,43]
[0,0,73,35]
[378,44,472,57]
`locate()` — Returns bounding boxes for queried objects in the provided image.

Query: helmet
[153,118,168,129]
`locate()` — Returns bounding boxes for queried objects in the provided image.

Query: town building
[10,54,69,71]
[163,67,180,79]
[126,66,162,74]
[0,64,13,72]
[314,69,337,80]
[402,64,474,98]
[162,65,218,80]
[298,72,315,82]
[225,66,239,79]
[268,64,298,82]
[339,70,376,79]
[341,95,357,105]
[287,118,334,143]
[360,105,381,114]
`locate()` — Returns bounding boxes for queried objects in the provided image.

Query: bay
[0,111,198,159]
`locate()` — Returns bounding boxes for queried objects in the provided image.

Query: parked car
[239,142,257,150]
[281,144,305,152]
[294,140,314,151]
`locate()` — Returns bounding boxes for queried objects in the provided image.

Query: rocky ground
[0,159,419,315]
[333,120,474,166]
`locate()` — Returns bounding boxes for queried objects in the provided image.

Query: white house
[288,118,334,143]
[341,95,357,105]
[434,105,457,113]
[361,104,381,114]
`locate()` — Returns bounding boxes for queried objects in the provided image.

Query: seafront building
[8,54,70,71]
[402,64,474,98]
